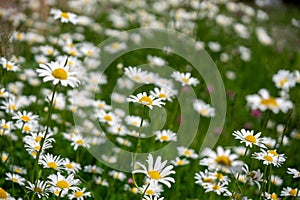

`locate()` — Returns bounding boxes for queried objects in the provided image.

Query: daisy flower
[127,92,165,109]
[104,42,127,54]
[147,55,167,67]
[109,170,127,181]
[232,129,266,148]
[94,176,109,186]
[143,196,164,200]
[12,110,39,124]
[203,182,231,196]
[5,172,26,186]
[280,187,299,197]
[141,182,163,198]
[39,153,64,171]
[84,165,103,174]
[0,119,12,136]
[0,187,10,199]
[47,172,80,192]
[263,192,280,200]
[193,99,215,117]
[171,157,190,166]
[200,146,243,171]
[150,87,177,102]
[26,180,50,198]
[272,70,296,91]
[93,100,112,111]
[68,188,91,200]
[50,9,77,24]
[195,169,214,186]
[155,130,177,142]
[97,110,120,125]
[133,154,175,188]
[171,71,199,86]
[116,137,132,147]
[177,146,198,159]
[0,97,18,114]
[0,88,9,98]
[125,115,148,127]
[252,149,286,167]
[70,134,90,150]
[0,57,20,72]
[124,66,149,83]
[62,158,81,174]
[271,175,283,186]
[36,57,80,88]
[246,89,293,114]
[108,124,128,136]
[287,168,300,178]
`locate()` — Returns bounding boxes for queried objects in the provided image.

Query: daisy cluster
[0,0,299,199]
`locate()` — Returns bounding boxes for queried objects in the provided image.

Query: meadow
[0,0,300,199]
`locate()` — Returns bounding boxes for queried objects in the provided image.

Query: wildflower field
[0,0,300,199]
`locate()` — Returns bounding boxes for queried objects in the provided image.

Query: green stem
[259,165,268,200]
[132,105,147,195]
[268,165,272,194]
[32,84,57,183]
[141,183,150,199]
[277,109,293,150]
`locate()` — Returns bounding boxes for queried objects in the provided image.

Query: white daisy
[12,110,39,124]
[127,92,165,109]
[5,172,26,186]
[133,154,175,188]
[124,66,149,83]
[109,170,127,181]
[38,153,64,171]
[193,99,215,117]
[62,158,81,174]
[104,42,127,54]
[171,157,190,166]
[177,146,198,159]
[252,149,286,167]
[47,172,80,192]
[50,9,77,24]
[155,130,177,142]
[68,188,91,200]
[171,71,199,86]
[272,70,296,91]
[232,129,266,148]
[246,88,293,114]
[125,115,148,127]
[36,57,80,88]
[280,187,299,197]
[150,87,177,102]
[200,146,243,171]
[26,180,50,198]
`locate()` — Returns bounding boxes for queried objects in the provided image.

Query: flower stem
[32,84,58,182]
[141,183,150,200]
[132,105,147,195]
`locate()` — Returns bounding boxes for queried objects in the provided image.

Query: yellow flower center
[34,187,43,193]
[20,115,30,122]
[75,191,83,197]
[177,160,184,165]
[131,187,138,194]
[146,189,155,195]
[270,193,278,200]
[263,155,273,162]
[200,109,208,115]
[60,12,70,19]
[260,98,278,107]
[132,75,142,82]
[279,78,288,87]
[65,163,74,169]
[35,136,42,142]
[34,145,41,151]
[5,64,13,70]
[112,43,119,49]
[2,124,9,129]
[0,188,7,198]
[47,162,58,169]
[184,150,191,156]
[76,139,84,145]
[203,177,212,182]
[160,135,169,141]
[212,184,220,190]
[17,33,23,40]
[268,150,278,156]
[289,189,297,196]
[87,50,93,56]
[104,115,112,121]
[132,121,139,126]
[47,49,54,55]
[215,155,231,166]
[138,96,153,105]
[52,68,68,80]
[23,125,31,132]
[244,135,257,143]
[215,173,223,179]
[31,151,38,157]
[182,77,189,84]
[12,177,18,182]
[158,93,167,99]
[148,170,161,180]
[56,180,70,189]
[10,105,16,110]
